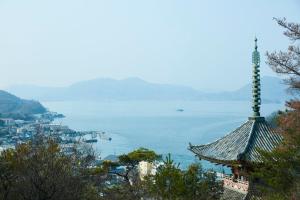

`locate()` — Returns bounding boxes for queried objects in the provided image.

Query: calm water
[43,100,283,170]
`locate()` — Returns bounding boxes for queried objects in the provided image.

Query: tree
[99,148,161,199]
[251,18,300,200]
[0,138,223,200]
[0,149,16,200]
[145,154,185,200]
[183,164,223,200]
[266,18,300,92]
[144,154,223,200]
[103,147,161,184]
[0,136,101,200]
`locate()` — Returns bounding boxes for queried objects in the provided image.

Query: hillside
[0,90,46,119]
[206,76,288,103]
[7,76,290,103]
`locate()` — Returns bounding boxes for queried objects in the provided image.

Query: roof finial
[252,37,261,117]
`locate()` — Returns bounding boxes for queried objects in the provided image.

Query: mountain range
[7,76,289,103]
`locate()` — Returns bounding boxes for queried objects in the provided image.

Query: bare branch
[274,18,300,41]
[266,51,300,76]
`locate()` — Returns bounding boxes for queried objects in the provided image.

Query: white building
[138,161,161,180]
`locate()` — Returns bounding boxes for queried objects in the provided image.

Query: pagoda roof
[221,188,247,200]
[189,117,282,164]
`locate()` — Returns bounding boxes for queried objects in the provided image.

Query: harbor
[0,112,112,154]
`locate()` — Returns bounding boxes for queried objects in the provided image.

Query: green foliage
[252,146,300,199]
[184,164,223,200]
[105,147,161,184]
[119,147,161,165]
[265,111,282,128]
[0,142,222,200]
[146,154,185,199]
[100,184,143,200]
[143,154,223,200]
[0,137,102,200]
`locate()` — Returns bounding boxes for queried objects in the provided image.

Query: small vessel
[84,139,98,143]
[98,131,112,141]
[176,109,184,112]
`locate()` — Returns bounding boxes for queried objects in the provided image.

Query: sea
[43,100,284,172]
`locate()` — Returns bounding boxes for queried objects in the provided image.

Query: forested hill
[0,90,46,119]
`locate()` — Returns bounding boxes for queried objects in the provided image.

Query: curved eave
[188,118,283,165]
[188,145,240,166]
[188,120,254,164]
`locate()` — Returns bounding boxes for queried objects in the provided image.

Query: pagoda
[188,38,283,199]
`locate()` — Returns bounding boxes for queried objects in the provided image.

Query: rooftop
[189,117,282,164]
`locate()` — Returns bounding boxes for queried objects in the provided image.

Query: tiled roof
[221,188,262,200]
[221,188,247,200]
[189,117,282,164]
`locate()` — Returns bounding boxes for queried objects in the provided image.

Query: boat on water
[176,109,184,112]
[84,139,98,143]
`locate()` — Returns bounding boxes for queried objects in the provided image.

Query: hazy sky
[0,0,299,91]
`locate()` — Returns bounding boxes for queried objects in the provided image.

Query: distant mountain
[0,90,47,120]
[206,76,288,103]
[7,78,204,101]
[7,76,290,103]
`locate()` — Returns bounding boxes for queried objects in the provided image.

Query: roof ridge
[195,120,249,146]
[190,120,251,147]
[238,119,257,160]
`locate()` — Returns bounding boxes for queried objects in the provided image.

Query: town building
[0,118,15,126]
[189,38,283,200]
[138,160,160,180]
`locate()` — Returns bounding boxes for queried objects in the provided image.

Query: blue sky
[0,0,299,91]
